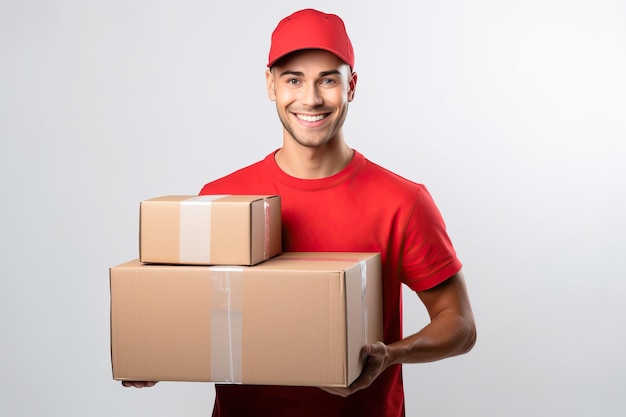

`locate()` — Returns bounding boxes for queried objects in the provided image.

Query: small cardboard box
[139,195,281,266]
[110,252,382,387]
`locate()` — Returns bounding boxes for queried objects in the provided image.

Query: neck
[275,136,354,179]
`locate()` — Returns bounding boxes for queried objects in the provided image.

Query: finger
[365,341,386,357]
[121,381,158,388]
[346,373,374,392]
[319,386,352,397]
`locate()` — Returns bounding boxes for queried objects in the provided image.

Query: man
[124,8,476,417]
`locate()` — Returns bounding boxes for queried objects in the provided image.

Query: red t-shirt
[199,149,462,417]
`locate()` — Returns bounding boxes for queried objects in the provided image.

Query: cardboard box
[110,252,382,387]
[139,195,281,266]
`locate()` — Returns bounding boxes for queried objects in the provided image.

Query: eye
[287,78,301,85]
[320,78,336,85]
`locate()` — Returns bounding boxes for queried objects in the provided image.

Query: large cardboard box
[139,195,281,266]
[110,252,382,387]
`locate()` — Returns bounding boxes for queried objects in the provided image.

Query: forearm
[387,271,476,365]
[387,309,476,365]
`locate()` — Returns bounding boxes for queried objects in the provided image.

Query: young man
[124,9,476,417]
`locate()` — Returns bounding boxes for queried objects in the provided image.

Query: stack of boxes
[110,195,382,387]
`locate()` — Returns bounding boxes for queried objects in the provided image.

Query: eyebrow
[279,70,343,78]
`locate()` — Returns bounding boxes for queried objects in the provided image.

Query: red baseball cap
[267,9,355,69]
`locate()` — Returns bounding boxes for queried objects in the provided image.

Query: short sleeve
[400,185,462,292]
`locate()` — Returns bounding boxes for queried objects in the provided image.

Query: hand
[321,341,390,397]
[121,381,158,388]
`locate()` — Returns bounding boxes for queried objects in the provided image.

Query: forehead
[271,49,350,74]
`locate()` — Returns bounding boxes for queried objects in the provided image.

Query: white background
[1,0,625,416]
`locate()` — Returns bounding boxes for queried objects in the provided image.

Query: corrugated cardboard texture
[110,262,213,381]
[139,195,281,266]
[110,252,382,387]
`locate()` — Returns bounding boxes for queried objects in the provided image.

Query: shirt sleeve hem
[405,259,463,292]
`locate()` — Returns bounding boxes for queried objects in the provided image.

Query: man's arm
[322,270,476,397]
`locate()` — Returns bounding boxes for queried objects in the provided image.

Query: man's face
[266,49,357,148]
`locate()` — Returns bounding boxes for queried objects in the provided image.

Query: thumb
[365,341,386,357]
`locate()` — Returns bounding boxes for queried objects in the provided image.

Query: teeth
[297,114,325,122]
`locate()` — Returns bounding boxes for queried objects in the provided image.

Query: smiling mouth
[295,113,327,122]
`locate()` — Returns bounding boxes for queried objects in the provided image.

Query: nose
[299,82,323,107]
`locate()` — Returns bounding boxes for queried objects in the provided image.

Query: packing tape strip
[179,195,227,264]
[360,260,369,350]
[263,199,270,260]
[209,266,244,383]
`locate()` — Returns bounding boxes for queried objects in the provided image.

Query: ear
[266,69,277,101]
[348,72,358,102]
